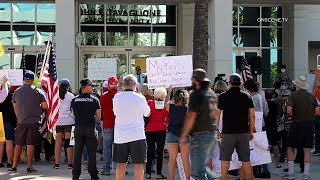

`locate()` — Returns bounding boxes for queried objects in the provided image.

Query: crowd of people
[0,67,320,180]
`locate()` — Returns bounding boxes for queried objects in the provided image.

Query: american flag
[36,54,44,77]
[40,40,60,133]
[20,46,26,73]
[241,58,253,82]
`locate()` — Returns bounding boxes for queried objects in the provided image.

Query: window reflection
[233,6,238,26]
[262,7,282,26]
[152,5,175,25]
[233,28,238,47]
[37,25,55,45]
[14,53,22,69]
[239,28,260,47]
[105,54,127,77]
[106,4,128,24]
[129,5,152,25]
[37,4,56,23]
[0,3,11,23]
[12,25,35,45]
[106,26,128,46]
[152,27,175,46]
[0,25,11,45]
[129,26,151,46]
[239,7,260,26]
[81,26,105,46]
[0,53,10,70]
[262,28,282,47]
[80,4,104,24]
[262,49,282,87]
[12,3,35,23]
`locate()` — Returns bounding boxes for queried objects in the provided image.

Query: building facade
[1,0,320,89]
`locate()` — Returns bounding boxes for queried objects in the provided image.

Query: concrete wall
[55,0,76,90]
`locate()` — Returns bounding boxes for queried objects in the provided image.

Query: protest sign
[0,69,23,86]
[211,131,272,172]
[306,74,315,93]
[88,58,117,80]
[177,153,195,180]
[69,126,75,146]
[146,55,193,88]
[0,113,5,142]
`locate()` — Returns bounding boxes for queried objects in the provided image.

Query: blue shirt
[168,104,187,136]
[71,93,100,129]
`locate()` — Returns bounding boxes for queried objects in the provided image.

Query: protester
[265,89,281,168]
[140,83,153,101]
[166,89,190,180]
[282,76,319,180]
[216,73,254,180]
[213,80,228,95]
[0,84,17,168]
[102,80,108,93]
[54,79,75,169]
[312,69,320,155]
[277,65,291,87]
[9,71,48,173]
[180,68,217,180]
[0,76,9,103]
[145,87,171,179]
[243,79,270,179]
[113,74,150,180]
[100,76,119,176]
[71,78,101,180]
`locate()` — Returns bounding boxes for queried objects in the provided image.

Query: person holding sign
[312,69,320,155]
[0,76,9,103]
[180,68,217,180]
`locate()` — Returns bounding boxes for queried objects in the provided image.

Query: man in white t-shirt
[113,74,150,180]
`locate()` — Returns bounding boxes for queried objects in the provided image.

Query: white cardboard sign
[0,69,23,86]
[146,55,193,88]
[69,126,75,146]
[87,58,117,80]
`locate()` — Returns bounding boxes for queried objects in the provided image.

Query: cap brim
[202,78,210,82]
[292,81,309,90]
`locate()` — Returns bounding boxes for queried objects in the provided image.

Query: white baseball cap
[102,80,108,88]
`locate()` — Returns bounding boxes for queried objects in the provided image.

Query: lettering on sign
[87,58,117,81]
[0,69,23,86]
[146,55,193,88]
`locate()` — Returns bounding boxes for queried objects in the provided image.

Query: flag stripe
[240,58,253,82]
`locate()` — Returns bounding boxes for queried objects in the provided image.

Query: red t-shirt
[145,100,169,132]
[100,89,119,129]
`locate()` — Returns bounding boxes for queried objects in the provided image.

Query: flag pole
[39,37,52,81]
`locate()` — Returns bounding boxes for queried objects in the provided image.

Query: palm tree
[193,0,209,71]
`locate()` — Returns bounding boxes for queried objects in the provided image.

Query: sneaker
[68,164,73,169]
[282,174,295,179]
[101,170,110,176]
[54,164,59,169]
[8,167,17,172]
[303,175,311,180]
[27,167,38,173]
[0,163,5,168]
[312,151,320,156]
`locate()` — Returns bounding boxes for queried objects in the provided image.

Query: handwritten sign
[0,69,23,86]
[211,132,272,172]
[146,55,193,88]
[88,58,117,80]
[306,74,315,93]
[177,153,195,180]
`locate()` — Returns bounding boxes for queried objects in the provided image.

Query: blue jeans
[103,128,114,172]
[190,133,216,180]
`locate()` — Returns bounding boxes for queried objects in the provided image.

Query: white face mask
[281,69,286,73]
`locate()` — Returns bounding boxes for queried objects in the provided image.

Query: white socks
[304,163,310,176]
[288,161,294,174]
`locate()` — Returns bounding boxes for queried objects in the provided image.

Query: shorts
[220,133,250,162]
[15,123,40,146]
[166,132,189,144]
[113,139,147,164]
[56,125,73,133]
[287,122,314,149]
[4,122,15,141]
[266,128,279,146]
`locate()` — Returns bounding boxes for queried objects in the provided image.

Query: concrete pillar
[177,3,195,56]
[55,0,76,90]
[208,0,233,81]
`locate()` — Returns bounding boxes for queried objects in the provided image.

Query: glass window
[0,25,11,45]
[239,28,260,47]
[0,3,11,23]
[37,25,55,45]
[106,26,128,46]
[13,3,35,23]
[239,7,260,26]
[233,6,238,26]
[37,4,56,23]
[106,4,128,24]
[262,49,282,87]
[233,28,238,47]
[152,27,176,46]
[0,53,10,70]
[81,26,105,46]
[80,4,104,24]
[262,7,283,26]
[105,54,128,77]
[129,26,151,46]
[262,28,282,47]
[14,53,22,69]
[128,5,152,25]
[152,5,176,25]
[12,25,35,45]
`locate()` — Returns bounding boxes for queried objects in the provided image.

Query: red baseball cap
[108,76,119,85]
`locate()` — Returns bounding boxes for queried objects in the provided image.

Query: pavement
[0,153,320,180]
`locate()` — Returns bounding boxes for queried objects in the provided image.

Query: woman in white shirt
[54,79,75,169]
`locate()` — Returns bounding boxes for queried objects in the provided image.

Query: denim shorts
[166,132,189,144]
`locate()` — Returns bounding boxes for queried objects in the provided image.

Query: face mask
[281,69,286,73]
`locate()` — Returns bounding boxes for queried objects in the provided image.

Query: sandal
[146,174,151,179]
[156,174,168,179]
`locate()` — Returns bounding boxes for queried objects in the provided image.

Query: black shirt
[265,100,278,131]
[188,88,216,133]
[168,104,187,136]
[0,93,17,126]
[71,93,100,129]
[218,87,254,134]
